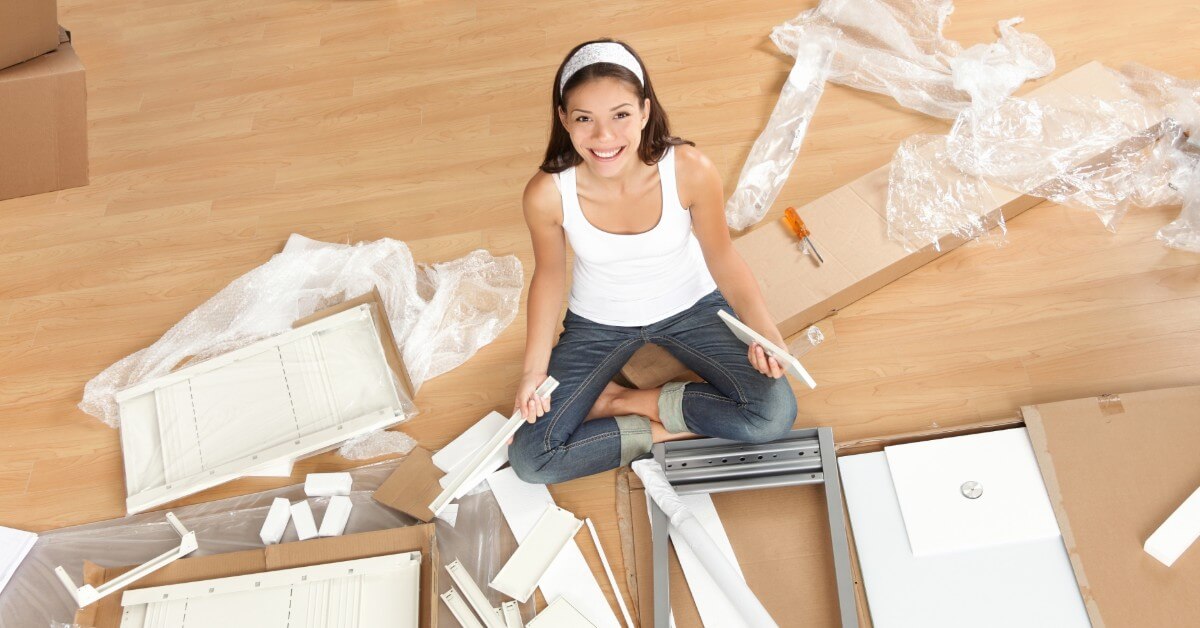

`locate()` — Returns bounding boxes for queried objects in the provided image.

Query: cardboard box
[617,385,1200,626]
[0,0,58,71]
[73,524,440,628]
[619,61,1165,389]
[0,27,89,202]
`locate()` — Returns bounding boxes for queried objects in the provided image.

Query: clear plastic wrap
[0,460,523,628]
[725,29,836,231]
[885,62,1200,250]
[771,0,1054,118]
[1158,163,1200,252]
[80,234,523,461]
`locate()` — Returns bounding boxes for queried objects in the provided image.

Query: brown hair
[539,38,693,174]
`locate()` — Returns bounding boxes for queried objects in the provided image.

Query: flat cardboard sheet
[620,61,1163,389]
[884,428,1060,556]
[73,525,439,628]
[622,471,846,627]
[1023,386,1200,627]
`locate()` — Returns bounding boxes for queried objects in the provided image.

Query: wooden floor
[2,0,1199,617]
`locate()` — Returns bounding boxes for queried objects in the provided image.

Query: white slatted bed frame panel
[119,551,421,628]
[117,305,405,514]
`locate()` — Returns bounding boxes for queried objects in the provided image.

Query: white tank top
[554,146,717,326]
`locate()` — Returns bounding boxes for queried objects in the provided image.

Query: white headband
[559,42,645,96]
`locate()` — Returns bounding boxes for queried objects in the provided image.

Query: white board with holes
[119,552,420,628]
[116,305,404,514]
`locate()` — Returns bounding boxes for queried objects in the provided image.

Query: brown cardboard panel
[74,525,439,628]
[293,287,416,401]
[625,473,847,627]
[0,28,89,201]
[1023,386,1200,628]
[620,61,1161,390]
[373,446,443,522]
[0,0,58,71]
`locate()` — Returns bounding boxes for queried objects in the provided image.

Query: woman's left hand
[747,341,786,379]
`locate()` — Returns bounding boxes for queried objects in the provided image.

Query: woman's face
[558,77,651,178]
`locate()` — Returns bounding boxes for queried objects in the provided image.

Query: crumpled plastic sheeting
[80,234,523,459]
[725,28,836,230]
[771,0,1054,118]
[1157,159,1200,252]
[886,63,1200,250]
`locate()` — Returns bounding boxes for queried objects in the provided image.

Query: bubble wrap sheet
[80,234,523,459]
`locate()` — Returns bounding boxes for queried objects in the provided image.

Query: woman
[508,39,797,484]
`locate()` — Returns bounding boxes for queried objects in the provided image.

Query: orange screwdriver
[782,206,824,265]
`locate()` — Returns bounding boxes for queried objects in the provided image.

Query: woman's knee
[507,431,575,485]
[740,379,798,443]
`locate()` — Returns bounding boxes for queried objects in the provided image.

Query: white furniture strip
[433,411,510,486]
[502,601,524,628]
[490,505,583,602]
[442,588,485,628]
[290,500,318,541]
[884,428,1060,557]
[446,559,506,628]
[487,467,620,628]
[120,551,420,628]
[840,452,1088,627]
[116,304,404,514]
[319,495,353,537]
[55,512,197,608]
[717,309,816,388]
[305,472,352,497]
[1145,484,1200,567]
[527,597,597,628]
[0,525,36,597]
[429,377,558,515]
[583,518,635,628]
[258,497,291,545]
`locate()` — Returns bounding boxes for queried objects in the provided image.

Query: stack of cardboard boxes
[0,0,88,201]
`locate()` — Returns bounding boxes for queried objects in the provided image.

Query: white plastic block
[318,496,353,537]
[290,500,318,541]
[305,472,353,497]
[1145,485,1200,567]
[259,497,291,545]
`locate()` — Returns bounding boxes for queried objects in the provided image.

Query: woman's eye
[615,112,629,119]
[575,116,590,123]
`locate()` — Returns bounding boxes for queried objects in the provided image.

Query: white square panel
[884,428,1061,556]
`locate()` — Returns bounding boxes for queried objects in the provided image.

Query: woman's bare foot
[586,381,628,420]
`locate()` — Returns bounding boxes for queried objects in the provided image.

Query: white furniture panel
[120,551,420,628]
[840,452,1088,628]
[116,305,404,514]
[490,505,582,602]
[884,428,1061,556]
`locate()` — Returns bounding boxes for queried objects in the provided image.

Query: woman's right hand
[514,371,552,424]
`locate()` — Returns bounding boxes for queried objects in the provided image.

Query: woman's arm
[677,145,787,376]
[517,172,568,418]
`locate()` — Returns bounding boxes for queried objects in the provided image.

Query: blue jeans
[508,289,798,484]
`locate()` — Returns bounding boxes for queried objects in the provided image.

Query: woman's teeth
[590,147,623,160]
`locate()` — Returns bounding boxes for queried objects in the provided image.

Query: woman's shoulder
[670,143,720,186]
[522,170,564,225]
